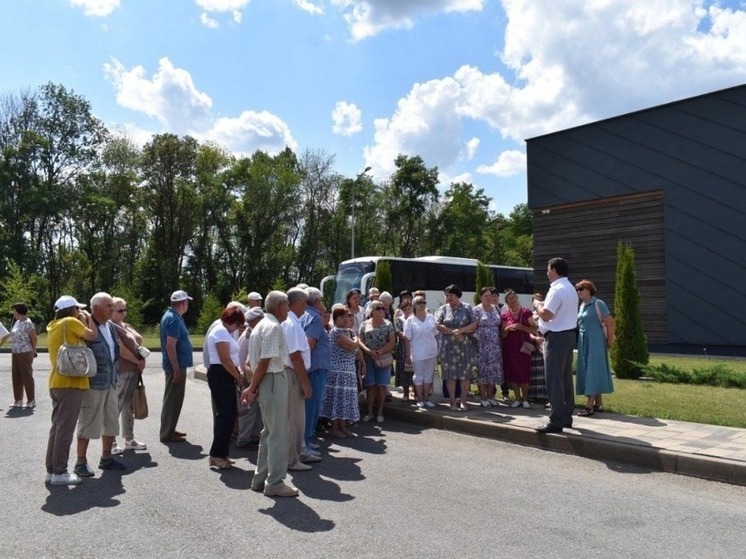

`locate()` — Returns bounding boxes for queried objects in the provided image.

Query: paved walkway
[380,390,746,486]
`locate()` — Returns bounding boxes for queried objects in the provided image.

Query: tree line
[0,82,533,327]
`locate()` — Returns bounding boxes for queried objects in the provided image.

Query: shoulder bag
[132,376,149,419]
[56,320,97,377]
[373,352,394,369]
[594,301,615,348]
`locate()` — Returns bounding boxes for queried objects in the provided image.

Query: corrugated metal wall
[527,84,746,350]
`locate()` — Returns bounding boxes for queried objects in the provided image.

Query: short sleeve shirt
[11,318,35,353]
[282,311,311,370]
[359,319,394,351]
[543,277,579,332]
[248,314,287,373]
[301,305,330,372]
[160,308,194,371]
[207,322,241,368]
[403,314,438,361]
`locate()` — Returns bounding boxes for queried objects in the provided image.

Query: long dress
[576,297,614,396]
[321,327,360,422]
[501,307,532,384]
[435,302,476,381]
[528,338,548,400]
[394,314,413,388]
[473,304,504,385]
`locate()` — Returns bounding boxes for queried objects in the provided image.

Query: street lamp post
[351,166,371,259]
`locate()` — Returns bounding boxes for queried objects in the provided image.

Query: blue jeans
[304,369,328,445]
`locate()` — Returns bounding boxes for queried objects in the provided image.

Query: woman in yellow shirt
[45,296,97,486]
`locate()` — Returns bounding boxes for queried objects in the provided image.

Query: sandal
[593,404,604,412]
[578,407,595,417]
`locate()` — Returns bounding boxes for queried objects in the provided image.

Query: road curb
[382,404,746,486]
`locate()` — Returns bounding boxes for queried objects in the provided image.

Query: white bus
[321,255,535,311]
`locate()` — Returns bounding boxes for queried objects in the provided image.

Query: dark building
[526,84,746,355]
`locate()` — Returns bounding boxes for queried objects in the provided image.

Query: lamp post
[351,166,371,259]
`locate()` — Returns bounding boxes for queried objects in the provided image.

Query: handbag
[520,340,535,355]
[132,376,148,420]
[373,352,394,368]
[594,301,615,348]
[56,320,97,377]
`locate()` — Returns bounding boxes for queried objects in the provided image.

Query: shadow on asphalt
[258,498,335,532]
[593,412,667,427]
[162,440,207,460]
[4,407,35,418]
[42,471,125,515]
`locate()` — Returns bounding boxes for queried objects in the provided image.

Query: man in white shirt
[534,258,579,433]
[281,288,314,471]
[243,291,297,497]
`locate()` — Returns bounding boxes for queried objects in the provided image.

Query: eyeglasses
[115,309,127,313]
[576,287,586,292]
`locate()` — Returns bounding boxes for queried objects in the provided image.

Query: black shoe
[563,421,574,429]
[536,423,563,434]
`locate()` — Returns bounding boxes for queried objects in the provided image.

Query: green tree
[374,260,393,295]
[385,155,439,257]
[0,261,47,325]
[611,243,649,378]
[435,182,491,258]
[474,261,493,305]
[197,292,223,335]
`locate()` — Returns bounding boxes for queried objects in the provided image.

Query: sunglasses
[576,287,586,292]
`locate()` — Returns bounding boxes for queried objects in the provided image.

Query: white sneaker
[111,441,123,455]
[376,415,384,423]
[424,401,435,408]
[362,414,373,422]
[124,439,147,451]
[416,401,427,409]
[288,462,312,471]
[300,453,322,463]
[51,472,82,485]
[510,400,521,408]
[487,399,498,406]
[522,401,530,409]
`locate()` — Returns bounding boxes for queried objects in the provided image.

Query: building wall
[527,84,746,351]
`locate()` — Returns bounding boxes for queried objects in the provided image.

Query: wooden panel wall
[533,191,666,342]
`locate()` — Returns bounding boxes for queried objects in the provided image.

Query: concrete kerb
[192,365,746,486]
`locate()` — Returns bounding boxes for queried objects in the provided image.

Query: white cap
[170,290,193,302]
[245,307,264,321]
[54,295,87,311]
[247,291,262,301]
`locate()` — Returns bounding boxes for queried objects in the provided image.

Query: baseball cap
[247,291,262,301]
[245,307,264,321]
[170,290,193,302]
[54,295,87,311]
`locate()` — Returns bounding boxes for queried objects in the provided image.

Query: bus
[321,255,535,311]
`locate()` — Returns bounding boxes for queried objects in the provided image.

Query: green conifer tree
[474,261,493,304]
[611,243,649,378]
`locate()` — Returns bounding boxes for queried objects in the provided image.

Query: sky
[2,0,746,214]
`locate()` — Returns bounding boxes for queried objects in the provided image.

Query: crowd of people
[1,256,615,493]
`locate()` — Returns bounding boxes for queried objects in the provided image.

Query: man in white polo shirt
[534,258,579,433]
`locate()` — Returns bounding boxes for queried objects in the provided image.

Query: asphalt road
[1,353,745,558]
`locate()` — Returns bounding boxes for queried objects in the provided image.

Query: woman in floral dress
[473,287,503,407]
[435,284,478,411]
[321,307,362,437]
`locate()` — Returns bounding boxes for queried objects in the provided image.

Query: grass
[575,379,746,428]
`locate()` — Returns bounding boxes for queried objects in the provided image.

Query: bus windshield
[332,261,375,304]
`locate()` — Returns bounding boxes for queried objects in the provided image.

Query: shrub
[633,361,746,388]
[197,292,223,335]
[611,243,649,378]
[474,261,493,305]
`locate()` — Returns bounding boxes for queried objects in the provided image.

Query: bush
[474,261,492,305]
[611,243,649,378]
[633,361,746,388]
[197,293,222,335]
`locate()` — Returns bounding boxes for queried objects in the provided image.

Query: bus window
[495,268,530,293]
[426,263,466,291]
[390,260,427,294]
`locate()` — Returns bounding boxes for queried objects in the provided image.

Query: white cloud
[331,101,363,136]
[104,57,213,134]
[70,0,120,17]
[232,10,242,23]
[465,137,480,160]
[477,150,526,177]
[364,1,746,178]
[195,0,251,11]
[206,111,298,156]
[294,0,324,15]
[200,13,219,28]
[331,0,483,40]
[104,57,296,156]
[440,171,473,188]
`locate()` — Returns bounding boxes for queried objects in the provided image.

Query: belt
[545,328,576,337]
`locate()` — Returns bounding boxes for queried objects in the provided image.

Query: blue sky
[2,0,746,213]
